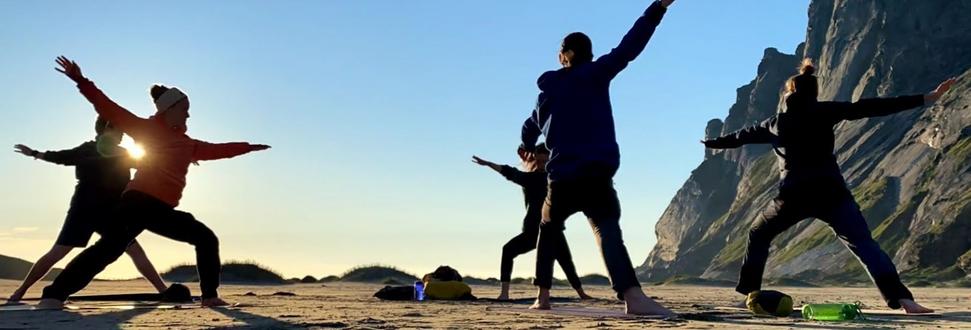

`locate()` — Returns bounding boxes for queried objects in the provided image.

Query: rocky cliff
[639,0,971,286]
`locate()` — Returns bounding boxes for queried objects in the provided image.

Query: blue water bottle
[414,281,426,301]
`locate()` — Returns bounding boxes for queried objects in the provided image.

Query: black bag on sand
[374,285,415,301]
[161,283,193,302]
[423,265,463,282]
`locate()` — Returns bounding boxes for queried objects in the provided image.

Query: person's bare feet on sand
[36,298,64,310]
[900,299,934,314]
[623,287,675,316]
[530,288,551,310]
[201,297,231,307]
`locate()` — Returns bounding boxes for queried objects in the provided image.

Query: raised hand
[249,144,272,152]
[660,0,675,8]
[516,147,536,164]
[925,78,957,103]
[55,56,85,82]
[13,144,38,158]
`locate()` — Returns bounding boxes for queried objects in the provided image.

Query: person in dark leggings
[7,118,167,302]
[472,144,593,301]
[519,0,675,315]
[38,56,270,309]
[703,59,954,314]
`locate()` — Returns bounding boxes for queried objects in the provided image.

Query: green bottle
[801,303,863,321]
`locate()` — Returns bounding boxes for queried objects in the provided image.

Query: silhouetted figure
[7,118,166,302]
[472,144,592,301]
[703,59,954,314]
[519,0,676,315]
[39,56,270,309]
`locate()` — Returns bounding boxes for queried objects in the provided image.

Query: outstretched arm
[14,143,87,166]
[472,156,528,186]
[192,140,270,162]
[702,117,777,149]
[55,56,148,135]
[594,0,673,79]
[472,156,504,173]
[837,78,956,121]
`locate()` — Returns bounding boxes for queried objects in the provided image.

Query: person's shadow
[210,307,349,329]
[0,307,154,330]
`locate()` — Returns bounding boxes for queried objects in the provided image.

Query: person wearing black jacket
[472,144,592,301]
[703,60,954,314]
[519,0,675,315]
[6,117,167,302]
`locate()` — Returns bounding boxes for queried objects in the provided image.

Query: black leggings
[736,186,913,309]
[535,176,639,299]
[501,230,583,289]
[43,191,221,300]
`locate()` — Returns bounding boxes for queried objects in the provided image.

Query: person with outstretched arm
[6,118,167,302]
[472,144,593,301]
[702,59,955,314]
[38,56,270,309]
[520,0,676,315]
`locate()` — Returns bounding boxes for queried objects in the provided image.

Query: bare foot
[623,287,675,316]
[577,290,595,300]
[899,299,934,314]
[7,290,25,303]
[529,299,551,310]
[36,298,64,310]
[497,282,511,301]
[201,297,231,308]
[530,287,551,310]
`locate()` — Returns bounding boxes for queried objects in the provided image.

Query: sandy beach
[1,279,969,329]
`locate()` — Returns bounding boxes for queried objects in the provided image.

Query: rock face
[639,0,971,286]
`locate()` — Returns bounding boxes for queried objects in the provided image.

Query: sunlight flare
[120,136,146,159]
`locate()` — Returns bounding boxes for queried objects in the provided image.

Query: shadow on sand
[0,307,155,330]
[211,307,349,329]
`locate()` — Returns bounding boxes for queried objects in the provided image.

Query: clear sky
[0,1,808,281]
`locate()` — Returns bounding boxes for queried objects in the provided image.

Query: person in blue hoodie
[703,59,954,314]
[519,0,675,315]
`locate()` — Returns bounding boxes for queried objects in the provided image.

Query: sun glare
[120,136,146,160]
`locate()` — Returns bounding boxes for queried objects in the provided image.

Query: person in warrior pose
[39,56,270,308]
[703,59,954,314]
[472,144,593,301]
[7,118,166,302]
[520,0,676,315]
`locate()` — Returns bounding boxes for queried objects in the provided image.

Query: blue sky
[0,1,808,281]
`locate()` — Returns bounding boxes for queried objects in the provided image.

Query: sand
[1,279,969,329]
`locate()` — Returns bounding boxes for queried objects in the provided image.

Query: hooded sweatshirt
[521,1,667,181]
[75,79,258,207]
[705,95,925,187]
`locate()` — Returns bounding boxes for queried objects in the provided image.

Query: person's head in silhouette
[783,59,819,112]
[94,116,122,145]
[150,84,191,133]
[519,143,550,172]
[559,32,594,68]
[94,116,125,156]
